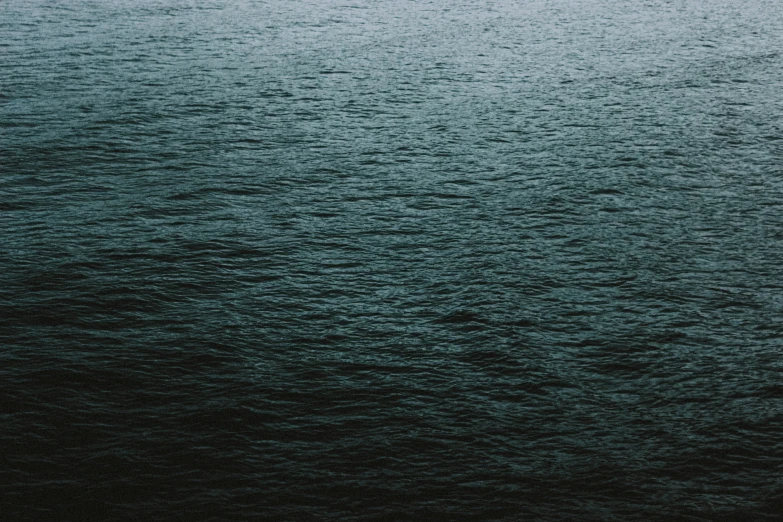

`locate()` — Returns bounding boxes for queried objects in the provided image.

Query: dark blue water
[2,0,783,519]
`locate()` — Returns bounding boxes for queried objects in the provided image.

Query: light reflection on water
[2,0,782,519]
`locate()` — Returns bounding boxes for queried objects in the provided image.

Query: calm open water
[2,0,783,520]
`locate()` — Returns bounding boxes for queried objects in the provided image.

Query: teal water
[2,0,782,519]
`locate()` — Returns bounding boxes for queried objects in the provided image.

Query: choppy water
[2,0,783,520]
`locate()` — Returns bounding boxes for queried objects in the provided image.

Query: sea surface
[2,0,782,520]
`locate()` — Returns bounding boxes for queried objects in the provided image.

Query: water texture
[2,0,782,520]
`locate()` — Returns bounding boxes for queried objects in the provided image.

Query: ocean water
[2,0,782,519]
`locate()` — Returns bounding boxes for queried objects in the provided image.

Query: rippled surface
[2,0,783,519]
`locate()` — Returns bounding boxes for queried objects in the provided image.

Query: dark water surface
[2,0,783,519]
